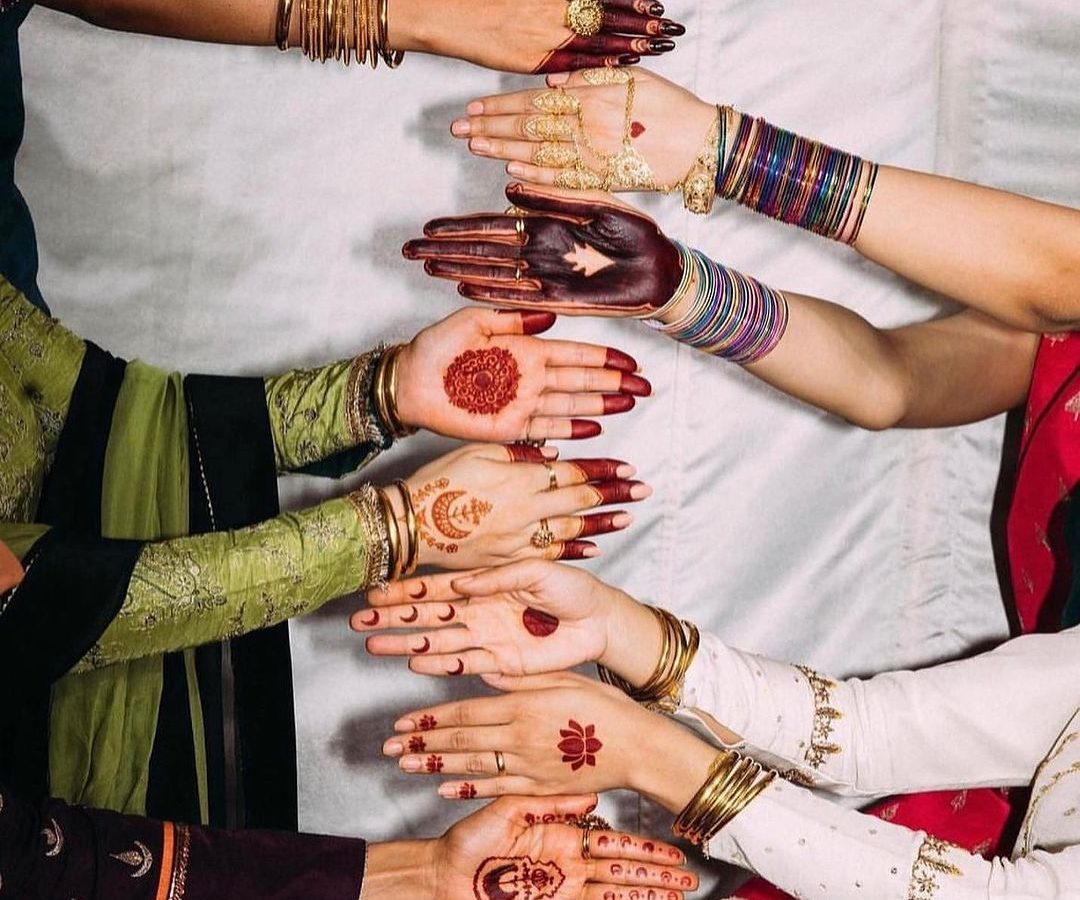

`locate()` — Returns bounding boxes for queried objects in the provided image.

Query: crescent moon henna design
[522,608,560,638]
[558,720,603,771]
[438,605,457,622]
[401,606,420,624]
[360,610,380,627]
[409,582,429,600]
[444,348,522,416]
[473,857,566,900]
[414,478,494,555]
[448,658,466,676]
[412,637,431,654]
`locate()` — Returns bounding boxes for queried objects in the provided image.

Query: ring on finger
[532,88,581,116]
[544,463,558,492]
[514,215,526,241]
[532,142,581,169]
[565,0,604,36]
[524,115,576,142]
[530,519,555,549]
[494,750,507,775]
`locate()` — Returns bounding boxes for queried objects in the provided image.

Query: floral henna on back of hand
[473,857,565,900]
[558,720,602,771]
[444,348,521,416]
[522,608,560,637]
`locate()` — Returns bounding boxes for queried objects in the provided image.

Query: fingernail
[571,420,603,439]
[621,373,652,397]
[401,242,418,259]
[438,783,459,798]
[617,54,641,66]
[383,739,404,757]
[648,38,676,52]
[603,394,635,414]
[451,119,471,137]
[518,310,557,334]
[583,544,601,558]
[605,348,639,373]
[470,137,491,152]
[661,21,685,36]
[394,717,416,732]
[615,463,637,479]
[630,483,653,500]
[401,756,423,773]
[612,513,633,529]
[466,100,484,115]
[507,162,526,176]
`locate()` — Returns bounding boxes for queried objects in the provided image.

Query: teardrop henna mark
[522,608,560,638]
[408,735,427,754]
[418,714,438,731]
[448,659,465,676]
[659,872,671,884]
[642,841,654,853]
[444,347,521,416]
[425,754,444,773]
[359,610,379,627]
[679,876,692,887]
[635,867,648,879]
[438,605,457,622]
[401,606,420,623]
[611,864,623,877]
[413,637,431,654]
[409,583,428,600]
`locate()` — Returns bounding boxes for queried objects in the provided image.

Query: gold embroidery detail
[42,817,64,857]
[878,802,899,821]
[126,544,228,630]
[110,840,154,878]
[167,824,191,900]
[796,665,843,769]
[1019,731,1080,854]
[949,790,967,812]
[1066,391,1080,422]
[346,484,390,587]
[907,835,963,899]
[779,768,816,788]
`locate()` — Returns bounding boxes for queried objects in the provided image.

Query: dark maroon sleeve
[0,782,366,900]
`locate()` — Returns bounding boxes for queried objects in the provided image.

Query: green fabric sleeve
[264,348,392,474]
[73,487,389,672]
[0,277,86,521]
[0,522,50,560]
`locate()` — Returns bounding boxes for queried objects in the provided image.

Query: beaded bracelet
[652,242,789,365]
[716,110,879,244]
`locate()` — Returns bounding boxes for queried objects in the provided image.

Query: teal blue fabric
[0,0,47,313]
[1061,490,1080,629]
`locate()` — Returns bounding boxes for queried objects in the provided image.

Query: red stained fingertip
[604,348,639,373]
[560,541,600,560]
[570,420,603,439]
[620,373,652,397]
[498,309,557,334]
[602,394,635,415]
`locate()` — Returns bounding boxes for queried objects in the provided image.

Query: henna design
[438,605,457,622]
[604,893,616,900]
[444,348,521,416]
[473,857,565,900]
[426,754,444,773]
[448,659,466,676]
[401,606,420,623]
[630,121,646,138]
[611,865,623,877]
[679,877,692,887]
[412,637,431,654]
[642,841,654,853]
[659,872,671,884]
[563,242,616,278]
[418,714,438,731]
[635,867,647,879]
[459,782,478,799]
[408,735,427,754]
[522,608,560,638]
[668,850,680,860]
[620,836,632,849]
[409,582,429,600]
[558,720,602,770]
[359,610,379,626]
[598,836,610,848]
[414,478,492,554]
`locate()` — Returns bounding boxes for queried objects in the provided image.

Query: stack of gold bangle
[372,344,417,439]
[673,750,776,851]
[374,480,418,581]
[597,606,699,713]
[276,0,403,67]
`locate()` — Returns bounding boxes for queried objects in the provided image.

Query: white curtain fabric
[17,0,1080,891]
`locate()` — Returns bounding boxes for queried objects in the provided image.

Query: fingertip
[393,717,416,733]
[661,20,686,36]
[507,162,526,177]
[540,445,560,460]
[438,783,458,799]
[466,100,484,115]
[629,482,653,500]
[621,373,652,397]
[570,419,603,439]
[617,54,641,66]
[518,310,558,335]
[604,348,639,373]
[583,543,601,558]
[401,241,418,259]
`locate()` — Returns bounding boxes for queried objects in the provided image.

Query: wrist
[392,343,423,432]
[657,255,699,326]
[363,840,438,900]
[386,0,433,52]
[598,592,664,688]
[628,719,718,814]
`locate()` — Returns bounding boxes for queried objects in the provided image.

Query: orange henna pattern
[444,348,521,416]
[414,478,492,554]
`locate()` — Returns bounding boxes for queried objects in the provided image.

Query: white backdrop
[17,0,1080,892]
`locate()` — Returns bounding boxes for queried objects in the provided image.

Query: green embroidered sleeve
[264,348,393,474]
[72,486,389,672]
[0,278,86,521]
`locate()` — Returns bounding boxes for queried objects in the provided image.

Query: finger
[415,214,524,240]
[354,601,464,634]
[503,161,561,188]
[393,695,514,732]
[470,136,568,165]
[425,259,543,291]
[407,239,523,263]
[461,113,575,142]
[585,888,681,900]
[384,723,508,759]
[588,33,674,55]
[450,558,553,597]
[540,340,640,373]
[554,539,600,561]
[407,648,497,678]
[398,749,524,778]
[541,480,651,516]
[504,442,552,463]
[556,458,636,485]
[435,776,552,801]
[361,571,466,611]
[507,181,651,220]
[545,367,651,396]
[590,860,696,890]
[490,308,558,336]
[587,832,688,867]
[604,0,665,15]
[365,624,475,658]
[525,417,603,441]
[536,51,639,74]
[481,670,587,693]
[550,512,633,541]
[599,8,682,37]
[537,392,636,417]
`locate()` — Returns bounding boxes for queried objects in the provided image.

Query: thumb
[490,308,557,336]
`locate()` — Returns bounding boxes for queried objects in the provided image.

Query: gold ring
[532,142,581,169]
[566,0,604,37]
[494,750,507,775]
[524,115,576,142]
[530,520,555,549]
[554,168,605,191]
[544,463,558,492]
[524,438,546,448]
[514,262,524,282]
[532,88,581,116]
[515,215,526,239]
[581,824,592,859]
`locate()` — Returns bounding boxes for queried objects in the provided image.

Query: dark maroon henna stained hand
[473,858,565,900]
[558,720,602,770]
[418,714,438,731]
[408,735,427,754]
[426,754,445,773]
[522,608,560,637]
[444,348,521,415]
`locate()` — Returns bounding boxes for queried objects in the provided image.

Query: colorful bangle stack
[597,605,699,714]
[653,242,789,365]
[716,110,879,244]
[673,750,776,855]
[276,0,403,67]
[371,344,417,439]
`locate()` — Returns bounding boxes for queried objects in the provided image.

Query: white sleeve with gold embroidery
[680,628,1080,796]
[708,779,1080,899]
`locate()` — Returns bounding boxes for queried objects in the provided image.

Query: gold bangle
[673,751,776,850]
[378,0,404,67]
[376,487,403,581]
[275,0,295,49]
[385,344,418,437]
[393,479,418,576]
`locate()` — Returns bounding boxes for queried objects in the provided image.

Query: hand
[395,308,651,443]
[353,560,662,685]
[0,541,22,593]
[389,0,684,74]
[399,443,650,568]
[381,671,712,807]
[453,68,717,190]
[403,184,681,317]
[431,794,697,900]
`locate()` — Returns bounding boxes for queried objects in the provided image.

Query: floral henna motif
[522,608,560,638]
[418,714,438,731]
[426,754,445,773]
[459,782,479,799]
[558,720,602,770]
[473,857,565,900]
[444,348,521,416]
[408,735,427,754]
[414,478,493,554]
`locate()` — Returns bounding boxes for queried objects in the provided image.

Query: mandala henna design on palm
[558,720,602,770]
[473,857,565,900]
[413,478,493,555]
[444,348,521,415]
